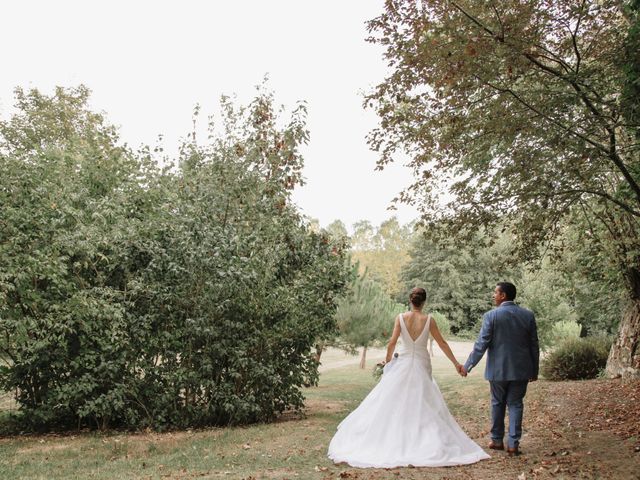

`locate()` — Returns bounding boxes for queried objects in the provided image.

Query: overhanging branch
[450,1,640,206]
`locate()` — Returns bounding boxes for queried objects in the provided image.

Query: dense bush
[541,336,612,381]
[0,87,351,430]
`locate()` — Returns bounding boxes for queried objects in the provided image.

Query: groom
[461,282,539,456]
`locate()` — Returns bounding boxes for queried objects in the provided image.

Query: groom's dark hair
[496,282,516,301]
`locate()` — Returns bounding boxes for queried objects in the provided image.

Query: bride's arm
[384,316,401,363]
[430,318,462,370]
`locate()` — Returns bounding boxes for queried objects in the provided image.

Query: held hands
[455,363,468,377]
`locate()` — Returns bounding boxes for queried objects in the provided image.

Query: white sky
[0,0,418,230]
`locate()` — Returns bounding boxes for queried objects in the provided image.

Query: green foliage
[349,217,414,299]
[0,86,351,430]
[400,226,520,334]
[366,1,640,376]
[371,362,384,381]
[430,311,451,339]
[519,259,581,350]
[622,0,640,133]
[518,213,625,343]
[551,321,582,343]
[541,337,612,381]
[400,218,621,346]
[324,220,348,241]
[366,1,639,260]
[334,271,404,352]
[550,216,625,336]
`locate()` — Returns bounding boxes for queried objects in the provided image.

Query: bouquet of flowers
[372,362,385,381]
[372,353,398,381]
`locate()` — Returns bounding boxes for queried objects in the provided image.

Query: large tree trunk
[359,346,367,369]
[313,341,325,364]
[607,285,640,378]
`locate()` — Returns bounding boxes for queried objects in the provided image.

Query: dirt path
[318,341,475,373]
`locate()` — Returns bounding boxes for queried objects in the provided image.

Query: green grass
[0,354,487,480]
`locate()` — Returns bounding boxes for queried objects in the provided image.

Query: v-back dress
[327,313,490,468]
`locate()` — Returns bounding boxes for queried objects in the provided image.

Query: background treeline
[325,215,623,353]
[364,0,640,378]
[0,87,351,430]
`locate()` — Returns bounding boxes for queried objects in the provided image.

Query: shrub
[550,320,582,345]
[541,336,612,381]
[0,87,351,430]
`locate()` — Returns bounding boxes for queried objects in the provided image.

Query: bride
[327,287,490,468]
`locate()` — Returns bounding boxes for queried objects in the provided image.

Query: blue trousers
[489,380,528,448]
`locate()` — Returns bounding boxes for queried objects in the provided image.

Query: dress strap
[398,313,406,330]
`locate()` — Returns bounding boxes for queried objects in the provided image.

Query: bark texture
[607,299,640,378]
[359,346,368,370]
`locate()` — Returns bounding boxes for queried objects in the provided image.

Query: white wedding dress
[327,313,490,468]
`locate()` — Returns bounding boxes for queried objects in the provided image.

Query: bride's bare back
[401,311,430,341]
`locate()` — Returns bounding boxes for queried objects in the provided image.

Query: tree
[621,0,640,132]
[350,217,414,299]
[334,271,404,368]
[366,1,640,377]
[351,220,377,251]
[401,226,521,334]
[518,259,581,350]
[543,214,626,336]
[402,218,620,345]
[325,220,349,240]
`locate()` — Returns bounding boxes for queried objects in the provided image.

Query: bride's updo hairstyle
[409,287,427,307]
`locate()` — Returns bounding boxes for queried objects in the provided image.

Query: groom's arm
[463,313,494,374]
[529,315,540,380]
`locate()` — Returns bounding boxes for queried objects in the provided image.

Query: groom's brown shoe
[507,446,520,456]
[488,441,504,450]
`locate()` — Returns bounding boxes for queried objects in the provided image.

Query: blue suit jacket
[464,301,539,381]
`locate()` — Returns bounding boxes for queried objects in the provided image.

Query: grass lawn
[0,352,481,480]
[0,349,638,480]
